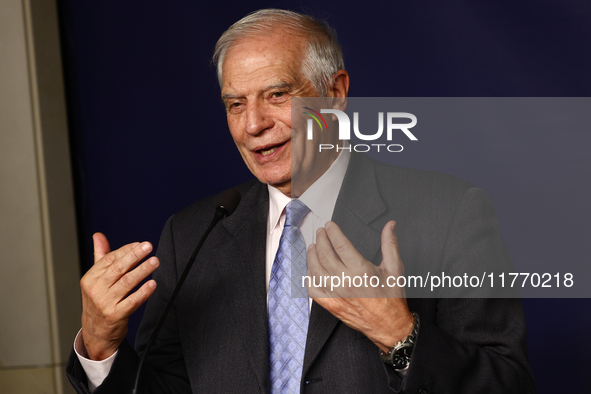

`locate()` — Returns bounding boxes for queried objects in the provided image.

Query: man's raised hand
[80,233,159,360]
[306,221,414,353]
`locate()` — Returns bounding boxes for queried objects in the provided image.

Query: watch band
[379,312,419,369]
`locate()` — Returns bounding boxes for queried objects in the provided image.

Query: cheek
[290,133,317,175]
[290,130,305,160]
[280,112,292,129]
[227,121,244,146]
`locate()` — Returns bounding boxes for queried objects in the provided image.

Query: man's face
[221,32,341,196]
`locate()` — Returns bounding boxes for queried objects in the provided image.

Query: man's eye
[227,102,244,112]
[271,92,286,98]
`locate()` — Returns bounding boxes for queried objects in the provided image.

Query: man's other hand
[307,221,414,353]
[80,233,159,360]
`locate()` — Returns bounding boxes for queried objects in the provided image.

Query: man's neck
[267,149,350,225]
[278,150,347,198]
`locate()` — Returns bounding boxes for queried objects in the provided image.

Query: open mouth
[255,141,288,157]
[259,146,279,156]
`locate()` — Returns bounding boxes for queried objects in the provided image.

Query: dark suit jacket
[67,153,535,393]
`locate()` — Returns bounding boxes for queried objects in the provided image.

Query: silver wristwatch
[379,312,419,369]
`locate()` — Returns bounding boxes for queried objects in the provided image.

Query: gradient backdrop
[57,1,591,392]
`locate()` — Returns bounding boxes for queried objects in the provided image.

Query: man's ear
[327,70,350,111]
[330,69,350,97]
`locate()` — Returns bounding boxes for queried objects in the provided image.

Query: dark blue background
[57,1,591,392]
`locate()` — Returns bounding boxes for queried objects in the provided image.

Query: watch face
[392,347,411,368]
[382,312,419,369]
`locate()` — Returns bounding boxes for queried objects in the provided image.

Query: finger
[110,256,160,299]
[116,279,157,318]
[307,283,328,299]
[324,221,365,268]
[100,242,142,267]
[93,232,111,262]
[306,244,330,298]
[101,241,153,284]
[84,241,142,285]
[307,243,330,276]
[93,233,140,269]
[314,226,346,273]
[379,221,404,276]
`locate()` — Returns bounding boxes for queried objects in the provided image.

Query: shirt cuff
[73,329,118,392]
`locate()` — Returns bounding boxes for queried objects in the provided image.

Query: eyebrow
[221,81,293,101]
[222,93,239,100]
[264,81,293,91]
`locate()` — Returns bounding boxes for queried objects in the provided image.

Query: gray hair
[213,9,344,97]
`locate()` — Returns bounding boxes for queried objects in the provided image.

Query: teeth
[260,146,278,156]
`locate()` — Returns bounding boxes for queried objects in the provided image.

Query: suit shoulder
[370,157,477,198]
[167,178,264,230]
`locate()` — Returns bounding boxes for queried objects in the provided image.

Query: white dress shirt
[265,149,350,293]
[75,150,351,391]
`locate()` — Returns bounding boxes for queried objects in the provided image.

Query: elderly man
[67,9,535,394]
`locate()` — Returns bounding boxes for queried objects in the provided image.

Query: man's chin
[265,178,291,187]
[261,177,292,195]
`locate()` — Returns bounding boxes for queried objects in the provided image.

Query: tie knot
[285,200,310,228]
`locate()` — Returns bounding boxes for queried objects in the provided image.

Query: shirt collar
[267,149,351,234]
[267,185,292,235]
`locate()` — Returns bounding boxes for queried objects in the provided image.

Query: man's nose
[244,102,273,136]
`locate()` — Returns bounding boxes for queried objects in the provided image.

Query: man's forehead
[222,81,293,100]
[221,33,306,93]
[232,29,306,49]
[223,31,306,66]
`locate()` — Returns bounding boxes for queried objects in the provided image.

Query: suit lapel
[214,156,388,383]
[216,183,270,392]
[303,153,386,373]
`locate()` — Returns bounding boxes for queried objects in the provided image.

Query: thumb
[380,221,404,275]
[92,232,111,263]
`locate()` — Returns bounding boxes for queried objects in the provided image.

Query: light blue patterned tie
[269,199,310,393]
